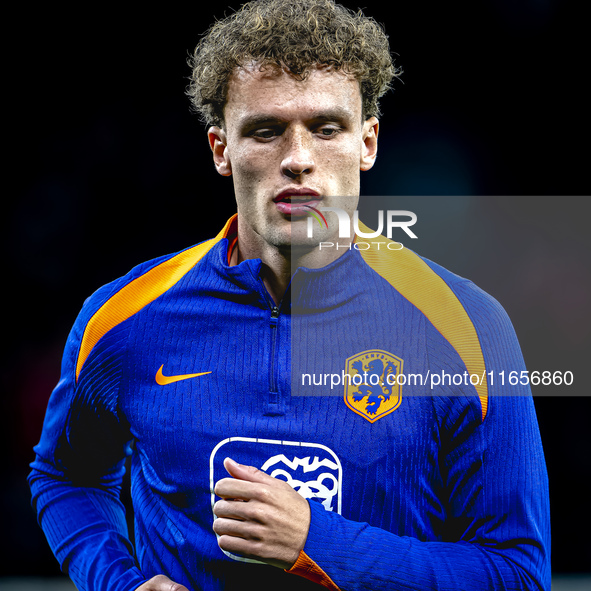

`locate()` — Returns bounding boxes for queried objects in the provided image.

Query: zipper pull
[270,306,280,322]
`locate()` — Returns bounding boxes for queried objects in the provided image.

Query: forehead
[224,64,363,126]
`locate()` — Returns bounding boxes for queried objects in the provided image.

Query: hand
[135,574,189,591]
[213,457,311,569]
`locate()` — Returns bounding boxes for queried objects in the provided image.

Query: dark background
[4,0,590,579]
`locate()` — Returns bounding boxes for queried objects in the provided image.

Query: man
[29,1,550,590]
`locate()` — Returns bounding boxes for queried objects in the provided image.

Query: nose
[280,127,315,178]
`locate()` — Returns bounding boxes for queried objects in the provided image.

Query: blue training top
[29,215,551,591]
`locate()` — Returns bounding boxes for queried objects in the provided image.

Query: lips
[273,188,322,216]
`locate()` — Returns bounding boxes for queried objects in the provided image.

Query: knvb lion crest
[344,350,403,423]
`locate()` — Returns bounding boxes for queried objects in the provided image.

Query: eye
[249,126,282,140]
[316,125,341,138]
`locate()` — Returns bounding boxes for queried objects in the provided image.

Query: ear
[360,117,379,172]
[207,126,232,176]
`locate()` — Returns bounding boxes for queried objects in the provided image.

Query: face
[208,64,379,256]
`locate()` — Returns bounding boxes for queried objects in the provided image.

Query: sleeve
[286,282,551,591]
[28,293,147,591]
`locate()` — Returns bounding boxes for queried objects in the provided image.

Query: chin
[260,226,316,254]
[287,221,332,248]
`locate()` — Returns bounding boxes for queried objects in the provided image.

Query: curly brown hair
[187,0,400,127]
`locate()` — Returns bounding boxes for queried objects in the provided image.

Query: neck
[230,229,349,306]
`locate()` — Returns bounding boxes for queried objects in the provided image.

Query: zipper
[269,305,280,399]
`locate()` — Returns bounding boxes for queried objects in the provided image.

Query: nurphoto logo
[304,205,418,251]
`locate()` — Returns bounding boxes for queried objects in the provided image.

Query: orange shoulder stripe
[285,550,341,590]
[75,215,236,382]
[357,222,489,421]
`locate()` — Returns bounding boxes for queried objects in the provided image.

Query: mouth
[273,189,322,216]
